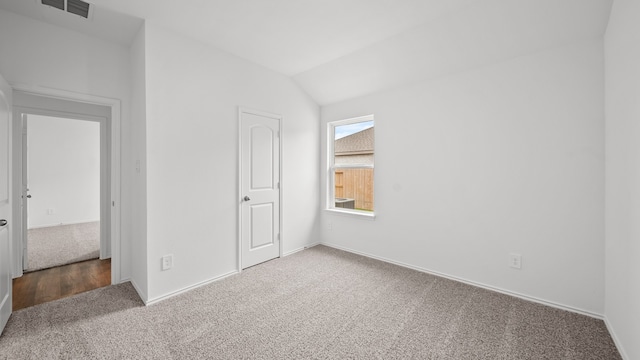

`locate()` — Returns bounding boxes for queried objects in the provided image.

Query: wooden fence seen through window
[335,169,374,211]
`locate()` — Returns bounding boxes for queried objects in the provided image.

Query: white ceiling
[0,0,613,105]
[88,0,479,76]
[294,0,614,104]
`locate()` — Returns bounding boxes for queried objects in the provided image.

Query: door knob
[243,196,251,201]
[0,219,7,227]
[26,195,32,198]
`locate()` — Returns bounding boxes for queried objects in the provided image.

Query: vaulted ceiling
[0,0,613,105]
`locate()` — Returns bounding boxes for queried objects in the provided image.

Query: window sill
[325,208,376,220]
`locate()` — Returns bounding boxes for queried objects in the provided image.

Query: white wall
[320,39,605,315]
[129,24,148,300]
[27,115,100,228]
[0,8,133,280]
[604,0,640,358]
[142,23,320,302]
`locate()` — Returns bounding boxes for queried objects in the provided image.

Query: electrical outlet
[509,253,522,269]
[47,208,55,215]
[162,254,173,271]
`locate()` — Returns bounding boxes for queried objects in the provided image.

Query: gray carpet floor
[0,245,621,359]
[26,222,100,272]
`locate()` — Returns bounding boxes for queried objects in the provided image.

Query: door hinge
[277,233,280,240]
[22,126,27,135]
[112,201,115,207]
[277,182,280,189]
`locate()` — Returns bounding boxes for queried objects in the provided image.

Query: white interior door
[0,73,13,335]
[240,108,281,269]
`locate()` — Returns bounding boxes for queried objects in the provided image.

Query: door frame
[10,84,121,284]
[237,107,283,272]
[18,110,109,270]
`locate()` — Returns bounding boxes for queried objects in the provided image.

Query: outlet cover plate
[509,253,522,269]
[162,254,173,271]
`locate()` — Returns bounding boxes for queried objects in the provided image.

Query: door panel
[250,203,274,249]
[251,126,273,189]
[0,73,13,335]
[240,110,280,269]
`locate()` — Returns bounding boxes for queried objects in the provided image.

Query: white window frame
[326,114,375,219]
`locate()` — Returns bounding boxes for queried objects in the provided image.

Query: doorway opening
[10,89,121,309]
[23,114,103,272]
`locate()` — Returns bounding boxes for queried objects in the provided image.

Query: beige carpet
[26,222,100,272]
[0,245,621,359]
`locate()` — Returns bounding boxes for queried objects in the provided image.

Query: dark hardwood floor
[13,258,111,311]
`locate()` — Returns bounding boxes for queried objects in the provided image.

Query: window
[327,115,374,216]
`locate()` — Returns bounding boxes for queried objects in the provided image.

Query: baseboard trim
[604,316,629,360]
[320,242,603,319]
[27,220,100,230]
[283,242,321,257]
[283,247,305,257]
[128,279,148,305]
[145,270,238,306]
[304,242,321,249]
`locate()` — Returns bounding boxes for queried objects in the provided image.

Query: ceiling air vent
[40,0,91,19]
[66,0,90,18]
[41,0,64,11]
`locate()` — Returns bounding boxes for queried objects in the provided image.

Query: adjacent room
[24,114,101,272]
[0,0,638,359]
